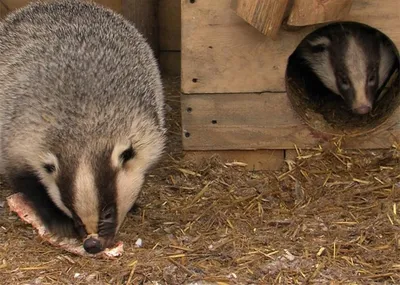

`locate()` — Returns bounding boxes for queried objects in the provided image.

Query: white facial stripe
[303,46,340,95]
[74,158,99,234]
[116,168,144,231]
[345,36,370,109]
[42,177,73,218]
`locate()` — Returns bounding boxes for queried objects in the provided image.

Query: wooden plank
[230,0,289,38]
[184,150,285,171]
[122,0,159,55]
[159,0,181,51]
[181,92,400,150]
[159,51,181,76]
[284,150,298,161]
[181,0,400,94]
[287,0,353,27]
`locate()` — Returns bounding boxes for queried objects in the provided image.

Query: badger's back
[0,0,165,170]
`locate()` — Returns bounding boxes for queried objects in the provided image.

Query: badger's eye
[311,44,326,53]
[368,73,376,85]
[338,75,350,90]
[43,163,56,174]
[102,206,115,222]
[119,146,135,164]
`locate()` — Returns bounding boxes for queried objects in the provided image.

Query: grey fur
[0,0,166,251]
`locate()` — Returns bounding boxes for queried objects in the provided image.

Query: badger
[296,22,397,115]
[0,0,166,254]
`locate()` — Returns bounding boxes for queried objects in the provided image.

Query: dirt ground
[1,76,400,285]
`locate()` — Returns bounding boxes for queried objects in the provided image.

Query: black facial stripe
[56,154,77,212]
[93,147,118,238]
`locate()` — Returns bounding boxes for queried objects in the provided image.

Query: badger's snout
[83,234,116,254]
[84,236,103,254]
[352,103,372,115]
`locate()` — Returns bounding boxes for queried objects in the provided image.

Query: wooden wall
[180,0,400,154]
[159,0,181,76]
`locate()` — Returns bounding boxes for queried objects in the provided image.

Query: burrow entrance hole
[286,21,400,136]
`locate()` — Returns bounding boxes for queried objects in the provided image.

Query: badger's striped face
[302,29,395,115]
[35,134,164,253]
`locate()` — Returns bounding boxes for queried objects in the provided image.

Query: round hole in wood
[192,78,198,83]
[190,0,195,3]
[285,21,400,136]
[211,120,217,124]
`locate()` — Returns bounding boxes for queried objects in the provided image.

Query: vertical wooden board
[181,0,400,94]
[231,0,289,38]
[122,0,159,55]
[287,0,353,26]
[184,150,285,171]
[159,51,181,76]
[159,0,181,51]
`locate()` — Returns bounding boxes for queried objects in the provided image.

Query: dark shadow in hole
[286,21,400,136]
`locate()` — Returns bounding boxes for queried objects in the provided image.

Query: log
[230,0,289,38]
[287,0,353,26]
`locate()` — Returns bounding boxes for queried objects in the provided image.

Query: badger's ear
[40,152,59,175]
[307,36,331,53]
[111,143,136,169]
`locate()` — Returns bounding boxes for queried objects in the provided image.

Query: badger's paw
[6,192,124,259]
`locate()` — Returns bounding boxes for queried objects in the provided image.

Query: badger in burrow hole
[0,0,166,254]
[293,22,398,115]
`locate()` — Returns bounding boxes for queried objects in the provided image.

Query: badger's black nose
[83,237,103,254]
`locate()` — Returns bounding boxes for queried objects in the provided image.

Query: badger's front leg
[8,170,78,238]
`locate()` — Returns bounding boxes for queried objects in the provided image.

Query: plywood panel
[181,92,400,150]
[159,0,181,51]
[181,0,400,94]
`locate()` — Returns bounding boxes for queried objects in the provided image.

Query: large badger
[0,0,166,254]
[296,22,397,115]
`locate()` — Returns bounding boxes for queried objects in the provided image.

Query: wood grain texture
[181,0,400,94]
[184,150,285,171]
[122,0,159,55]
[287,0,353,26]
[159,0,181,51]
[181,92,400,150]
[231,0,289,38]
